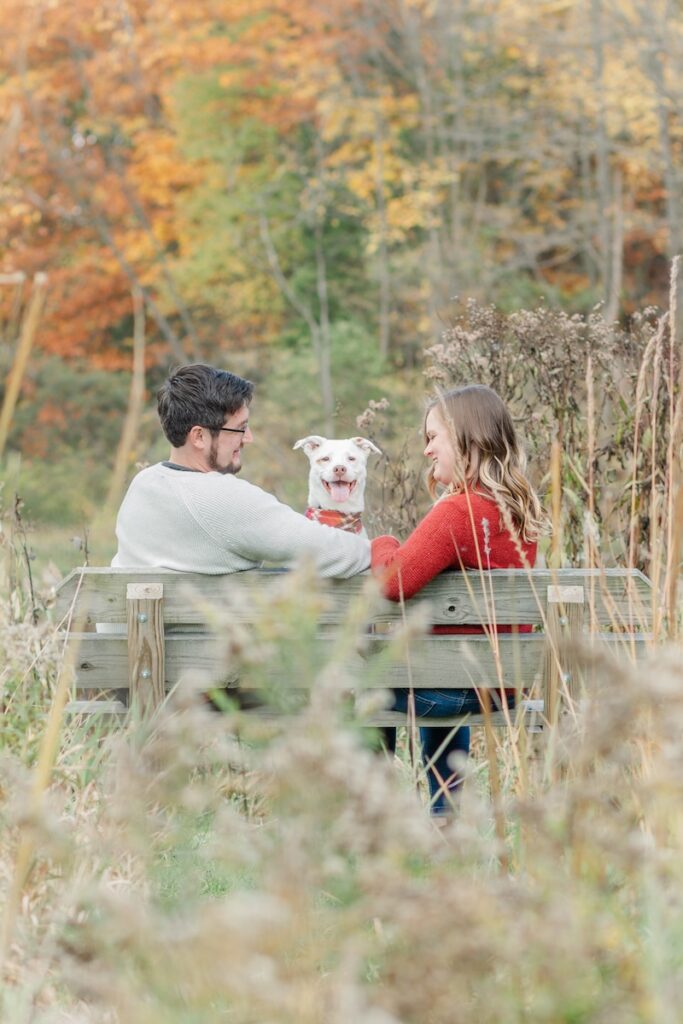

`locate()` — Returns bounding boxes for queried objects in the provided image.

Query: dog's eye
[319,456,330,462]
[348,456,356,462]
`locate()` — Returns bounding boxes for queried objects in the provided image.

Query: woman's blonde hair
[425,384,544,542]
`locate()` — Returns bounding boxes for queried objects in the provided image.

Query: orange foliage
[39,264,132,360]
[0,0,681,377]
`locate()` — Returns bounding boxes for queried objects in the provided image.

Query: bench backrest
[54,566,653,720]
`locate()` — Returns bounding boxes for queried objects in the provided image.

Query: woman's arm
[371,496,474,601]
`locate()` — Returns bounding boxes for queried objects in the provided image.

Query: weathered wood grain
[360,707,541,728]
[54,566,653,629]
[66,630,649,693]
[544,585,585,726]
[67,700,127,716]
[66,633,543,691]
[126,583,165,715]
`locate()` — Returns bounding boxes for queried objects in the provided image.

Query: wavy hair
[425,384,544,543]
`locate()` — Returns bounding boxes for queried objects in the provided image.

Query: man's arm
[190,477,370,577]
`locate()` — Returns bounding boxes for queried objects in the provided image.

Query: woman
[371,384,543,817]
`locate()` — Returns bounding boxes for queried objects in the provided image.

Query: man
[112,363,370,576]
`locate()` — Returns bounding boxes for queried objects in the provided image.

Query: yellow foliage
[128,131,204,207]
[119,229,155,265]
[0,0,680,366]
[386,193,440,239]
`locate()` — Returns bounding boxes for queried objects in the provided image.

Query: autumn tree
[2,0,683,522]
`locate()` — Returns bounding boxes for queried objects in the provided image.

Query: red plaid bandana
[305,507,364,534]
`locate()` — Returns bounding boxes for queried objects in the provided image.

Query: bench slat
[63,705,536,727]
[65,630,650,692]
[363,709,542,728]
[245,700,545,730]
[66,700,127,716]
[55,567,653,629]
[66,633,543,691]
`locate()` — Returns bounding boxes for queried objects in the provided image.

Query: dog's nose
[333,465,347,476]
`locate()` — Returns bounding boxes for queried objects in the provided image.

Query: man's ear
[351,436,382,456]
[293,435,327,457]
[187,425,207,450]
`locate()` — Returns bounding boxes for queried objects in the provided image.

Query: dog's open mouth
[323,479,357,503]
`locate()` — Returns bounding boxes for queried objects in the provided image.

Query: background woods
[1,0,683,558]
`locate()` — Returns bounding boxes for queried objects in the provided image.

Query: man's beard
[208,437,241,475]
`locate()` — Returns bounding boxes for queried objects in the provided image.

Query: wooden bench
[53,567,653,730]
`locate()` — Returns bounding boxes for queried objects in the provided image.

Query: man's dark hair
[157,364,254,447]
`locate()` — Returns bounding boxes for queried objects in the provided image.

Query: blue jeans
[384,689,513,816]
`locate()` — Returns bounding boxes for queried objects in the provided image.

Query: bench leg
[127,583,165,715]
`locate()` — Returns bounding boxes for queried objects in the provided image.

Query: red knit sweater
[371,492,536,639]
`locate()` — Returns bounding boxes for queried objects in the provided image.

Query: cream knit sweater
[112,463,370,577]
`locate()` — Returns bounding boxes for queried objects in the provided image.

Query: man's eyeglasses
[202,425,248,435]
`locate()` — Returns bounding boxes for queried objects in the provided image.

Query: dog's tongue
[329,481,352,503]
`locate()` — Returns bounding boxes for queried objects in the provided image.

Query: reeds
[2,268,683,1021]
[3,563,683,1022]
[0,273,48,461]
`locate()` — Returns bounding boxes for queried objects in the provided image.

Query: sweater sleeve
[186,476,370,578]
[370,497,473,600]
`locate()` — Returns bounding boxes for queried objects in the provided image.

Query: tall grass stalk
[0,271,27,347]
[105,287,146,513]
[0,570,87,969]
[585,350,598,630]
[627,315,664,570]
[649,318,664,639]
[665,255,683,634]
[667,485,683,641]
[549,438,562,570]
[445,470,507,859]
[0,273,47,460]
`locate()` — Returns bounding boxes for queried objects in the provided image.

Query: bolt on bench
[54,567,653,729]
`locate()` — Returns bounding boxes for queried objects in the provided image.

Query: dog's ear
[351,436,382,456]
[293,435,327,456]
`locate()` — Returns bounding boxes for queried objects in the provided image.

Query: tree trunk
[589,0,612,308]
[641,4,682,258]
[314,215,335,434]
[259,209,333,432]
[604,166,623,322]
[374,110,391,359]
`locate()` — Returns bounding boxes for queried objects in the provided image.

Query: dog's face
[293,435,381,513]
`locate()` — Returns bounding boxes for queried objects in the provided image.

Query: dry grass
[2,277,683,1021]
[2,555,683,1022]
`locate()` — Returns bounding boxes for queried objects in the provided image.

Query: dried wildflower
[481,516,491,564]
[424,297,674,571]
[356,397,390,432]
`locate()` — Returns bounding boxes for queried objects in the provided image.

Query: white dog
[293,435,381,535]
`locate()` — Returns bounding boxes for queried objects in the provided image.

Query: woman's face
[424,407,458,486]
